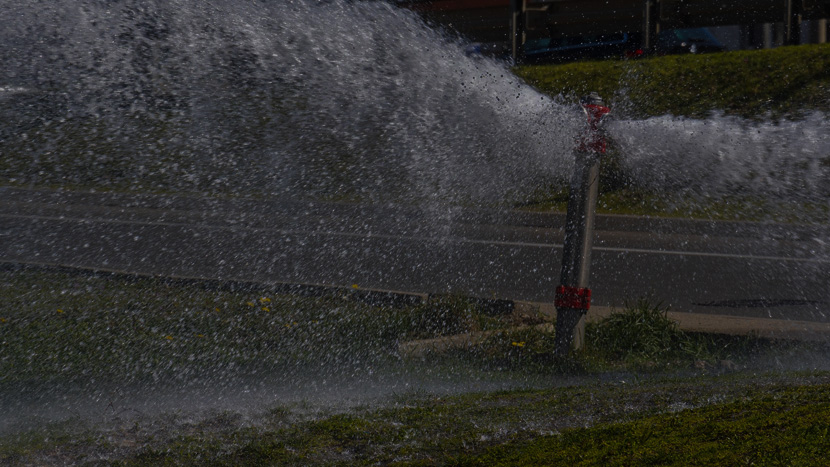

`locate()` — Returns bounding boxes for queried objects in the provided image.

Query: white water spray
[609,112,830,203]
[0,0,581,203]
[3,0,827,212]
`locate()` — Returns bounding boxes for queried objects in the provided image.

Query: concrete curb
[398,303,830,358]
[0,260,513,312]
[518,301,830,341]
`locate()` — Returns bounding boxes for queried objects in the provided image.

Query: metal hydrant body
[554,94,610,356]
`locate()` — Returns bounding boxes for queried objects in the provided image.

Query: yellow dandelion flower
[57,309,64,314]
[262,307,270,312]
[511,341,526,348]
[260,297,271,303]
[351,284,359,289]
[197,334,205,338]
[215,307,221,312]
[285,323,291,328]
[0,318,7,323]
[246,301,255,307]
[166,335,174,340]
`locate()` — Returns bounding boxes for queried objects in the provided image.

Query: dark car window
[656,28,724,52]
[670,28,719,42]
[527,33,627,52]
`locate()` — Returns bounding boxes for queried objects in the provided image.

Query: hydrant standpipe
[554,93,610,355]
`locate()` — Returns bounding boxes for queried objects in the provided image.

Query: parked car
[522,28,725,64]
[654,27,726,55]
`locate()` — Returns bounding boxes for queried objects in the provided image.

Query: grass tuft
[586,298,708,367]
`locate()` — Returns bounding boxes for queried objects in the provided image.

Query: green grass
[0,268,549,388]
[450,298,771,374]
[0,268,492,387]
[587,298,710,364]
[464,383,830,466]
[2,268,830,464]
[0,268,811,387]
[4,374,830,465]
[515,43,830,120]
[517,183,830,223]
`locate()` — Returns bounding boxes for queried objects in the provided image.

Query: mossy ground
[4,374,830,465]
[465,382,830,466]
[0,267,511,387]
[0,268,790,388]
[2,268,829,464]
[515,43,830,120]
[517,182,830,223]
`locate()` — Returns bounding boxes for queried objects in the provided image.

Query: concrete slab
[521,301,830,341]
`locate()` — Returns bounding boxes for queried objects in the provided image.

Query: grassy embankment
[517,44,830,120]
[8,375,829,465]
[514,43,830,221]
[2,268,829,464]
[0,268,757,388]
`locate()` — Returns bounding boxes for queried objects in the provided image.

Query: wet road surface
[1,187,828,322]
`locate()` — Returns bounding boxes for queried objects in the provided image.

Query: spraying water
[2,0,828,211]
[0,0,581,205]
[609,112,830,203]
[2,0,830,452]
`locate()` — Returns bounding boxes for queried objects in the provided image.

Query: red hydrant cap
[578,93,610,153]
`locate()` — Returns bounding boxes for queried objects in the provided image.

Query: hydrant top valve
[578,92,611,154]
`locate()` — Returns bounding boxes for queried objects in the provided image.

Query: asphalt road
[2,187,829,322]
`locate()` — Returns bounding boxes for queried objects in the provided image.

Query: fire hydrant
[554,92,610,356]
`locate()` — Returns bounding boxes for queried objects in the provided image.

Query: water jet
[0,1,829,457]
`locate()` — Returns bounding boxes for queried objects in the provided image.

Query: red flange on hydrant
[577,93,611,154]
